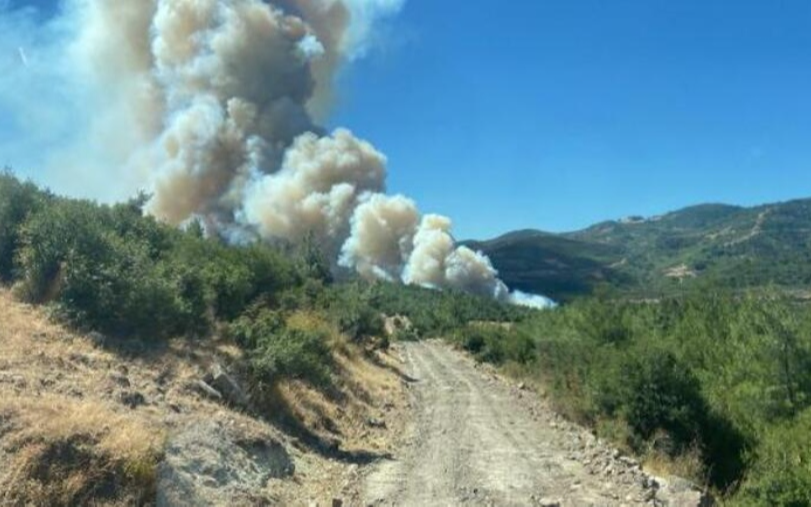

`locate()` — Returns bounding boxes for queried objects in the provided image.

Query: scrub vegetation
[2,171,811,505]
[449,289,811,504]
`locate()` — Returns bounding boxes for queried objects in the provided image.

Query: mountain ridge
[464,197,811,301]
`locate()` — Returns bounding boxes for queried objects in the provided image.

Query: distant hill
[464,199,811,301]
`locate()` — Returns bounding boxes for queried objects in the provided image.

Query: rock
[652,475,714,507]
[538,498,562,507]
[192,380,223,401]
[332,500,343,507]
[366,417,387,429]
[157,421,294,507]
[206,364,248,407]
[518,382,527,391]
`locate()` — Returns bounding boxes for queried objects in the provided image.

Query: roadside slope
[0,289,408,506]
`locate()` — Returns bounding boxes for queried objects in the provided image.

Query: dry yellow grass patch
[274,341,408,456]
[0,289,228,504]
[642,440,707,487]
[0,394,164,506]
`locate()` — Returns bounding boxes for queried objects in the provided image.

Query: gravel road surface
[357,340,699,507]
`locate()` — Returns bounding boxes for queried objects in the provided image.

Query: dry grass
[642,441,707,487]
[0,289,245,504]
[0,288,410,505]
[280,310,408,452]
[0,395,164,506]
[276,345,407,452]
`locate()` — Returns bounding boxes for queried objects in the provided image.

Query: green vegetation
[450,289,811,504]
[230,309,334,387]
[0,171,522,388]
[4,171,811,504]
[0,172,323,386]
[468,198,811,301]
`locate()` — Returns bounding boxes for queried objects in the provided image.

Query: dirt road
[356,340,690,507]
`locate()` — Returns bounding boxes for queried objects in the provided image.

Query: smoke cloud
[0,0,553,308]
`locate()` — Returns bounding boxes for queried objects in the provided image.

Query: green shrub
[571,297,632,344]
[451,325,535,365]
[617,348,706,450]
[176,238,298,321]
[0,171,49,281]
[15,200,212,339]
[3,175,303,340]
[336,304,385,342]
[737,409,811,506]
[232,310,333,387]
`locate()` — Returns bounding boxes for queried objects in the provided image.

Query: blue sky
[4,1,811,239]
[331,0,811,238]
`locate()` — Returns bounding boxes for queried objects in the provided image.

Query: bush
[479,290,777,492]
[356,281,528,337]
[615,348,706,450]
[0,171,49,281]
[15,200,210,339]
[252,327,332,387]
[176,238,298,321]
[231,310,333,387]
[393,327,420,342]
[4,176,302,340]
[737,409,811,506]
[451,324,535,366]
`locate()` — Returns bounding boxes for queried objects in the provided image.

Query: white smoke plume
[509,291,558,310]
[0,0,553,308]
[340,193,419,281]
[243,128,387,255]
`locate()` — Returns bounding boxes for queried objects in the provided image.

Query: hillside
[466,198,811,300]
[0,172,539,505]
[0,288,410,505]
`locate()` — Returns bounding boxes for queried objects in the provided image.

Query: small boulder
[653,475,714,507]
[206,364,249,408]
[157,421,294,506]
[366,417,387,429]
[192,380,222,401]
